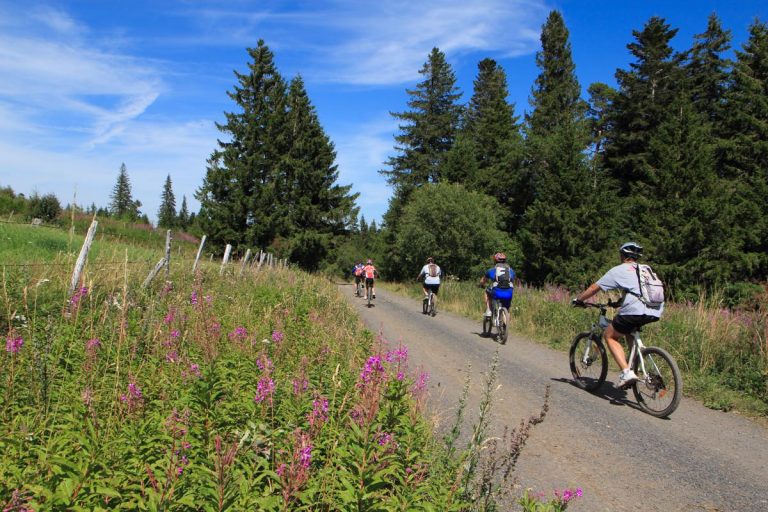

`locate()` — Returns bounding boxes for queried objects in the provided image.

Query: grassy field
[383,279,768,419]
[1,224,578,511]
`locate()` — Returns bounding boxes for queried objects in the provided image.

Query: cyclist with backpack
[572,241,664,388]
[352,262,365,295]
[480,252,514,318]
[363,259,379,299]
[417,256,442,309]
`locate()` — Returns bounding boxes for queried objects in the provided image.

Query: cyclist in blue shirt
[480,252,514,318]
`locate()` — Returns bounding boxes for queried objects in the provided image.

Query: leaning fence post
[220,244,232,275]
[193,235,207,272]
[164,230,172,279]
[239,249,252,277]
[143,258,167,288]
[69,219,98,295]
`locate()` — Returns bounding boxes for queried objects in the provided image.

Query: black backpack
[494,264,512,289]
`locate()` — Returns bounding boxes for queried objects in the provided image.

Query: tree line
[358,11,768,303]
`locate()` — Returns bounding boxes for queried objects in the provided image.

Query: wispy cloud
[178,0,550,85]
[0,7,164,148]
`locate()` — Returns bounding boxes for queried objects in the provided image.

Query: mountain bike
[482,297,508,344]
[569,301,682,418]
[422,289,436,317]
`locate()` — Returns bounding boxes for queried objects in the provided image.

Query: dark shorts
[424,283,440,294]
[612,314,659,335]
[354,275,363,284]
[365,278,375,287]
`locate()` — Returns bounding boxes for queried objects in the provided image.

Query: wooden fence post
[220,244,232,275]
[69,219,98,295]
[164,230,172,279]
[239,249,252,277]
[193,235,207,272]
[142,258,167,288]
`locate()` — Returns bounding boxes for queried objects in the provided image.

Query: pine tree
[381,47,463,190]
[686,13,732,123]
[604,16,684,196]
[518,10,612,286]
[463,58,523,228]
[719,19,768,281]
[196,40,288,250]
[282,76,359,269]
[109,163,138,220]
[157,174,177,228]
[178,196,189,230]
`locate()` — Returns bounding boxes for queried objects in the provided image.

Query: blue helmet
[619,242,643,260]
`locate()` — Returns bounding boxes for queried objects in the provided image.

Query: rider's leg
[603,324,629,370]
[484,289,492,317]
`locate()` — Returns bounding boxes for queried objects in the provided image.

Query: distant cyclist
[416,257,442,309]
[480,252,514,318]
[363,259,379,299]
[572,242,663,389]
[352,262,365,294]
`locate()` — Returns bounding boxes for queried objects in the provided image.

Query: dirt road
[340,285,768,511]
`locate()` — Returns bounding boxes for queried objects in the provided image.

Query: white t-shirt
[420,264,441,285]
[596,262,663,317]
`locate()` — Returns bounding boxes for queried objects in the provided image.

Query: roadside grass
[382,280,768,419]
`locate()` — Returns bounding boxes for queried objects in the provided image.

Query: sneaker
[616,369,639,389]
[484,309,492,318]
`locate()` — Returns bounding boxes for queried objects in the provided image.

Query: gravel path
[340,285,768,512]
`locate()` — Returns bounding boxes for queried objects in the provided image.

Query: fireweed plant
[0,262,485,510]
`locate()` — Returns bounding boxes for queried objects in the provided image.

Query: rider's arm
[575,283,601,302]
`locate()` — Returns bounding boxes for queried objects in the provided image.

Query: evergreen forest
[3,11,768,302]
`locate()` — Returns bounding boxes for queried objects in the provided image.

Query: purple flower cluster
[120,380,144,411]
[70,286,88,306]
[358,355,385,386]
[190,291,199,305]
[271,330,284,344]
[86,338,101,352]
[307,396,328,430]
[412,371,430,393]
[5,335,23,354]
[254,377,276,404]
[229,326,249,341]
[385,346,408,363]
[555,487,584,504]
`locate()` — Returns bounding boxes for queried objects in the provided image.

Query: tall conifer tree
[157,174,177,228]
[519,11,610,286]
[109,163,139,220]
[196,40,288,250]
[686,14,732,123]
[604,17,684,196]
[719,20,768,280]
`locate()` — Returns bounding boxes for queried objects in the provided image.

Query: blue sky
[1,0,766,225]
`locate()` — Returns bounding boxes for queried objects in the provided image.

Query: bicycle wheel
[429,294,436,317]
[422,296,428,314]
[367,287,372,308]
[569,332,608,391]
[631,346,682,418]
[497,308,508,344]
[482,314,492,336]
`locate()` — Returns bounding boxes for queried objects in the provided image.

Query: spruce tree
[604,16,684,196]
[518,10,612,286]
[686,13,732,123]
[178,196,189,230]
[381,47,463,190]
[719,19,768,281]
[463,58,524,228]
[196,40,288,250]
[157,174,177,228]
[109,163,138,220]
[282,76,359,269]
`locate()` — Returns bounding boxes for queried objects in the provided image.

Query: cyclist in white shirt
[573,242,662,388]
[416,257,442,308]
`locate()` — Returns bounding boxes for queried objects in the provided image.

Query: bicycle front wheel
[569,332,608,391]
[497,308,509,344]
[632,346,682,418]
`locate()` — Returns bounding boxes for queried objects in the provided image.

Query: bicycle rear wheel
[569,332,608,391]
[429,294,436,317]
[367,287,372,307]
[497,308,508,344]
[422,296,428,314]
[631,346,682,418]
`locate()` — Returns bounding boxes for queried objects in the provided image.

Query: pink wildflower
[5,335,23,354]
[271,330,284,344]
[254,377,276,404]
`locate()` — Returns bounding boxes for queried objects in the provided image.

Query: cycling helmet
[619,242,643,260]
[426,256,434,263]
[493,252,507,263]
[366,259,373,264]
